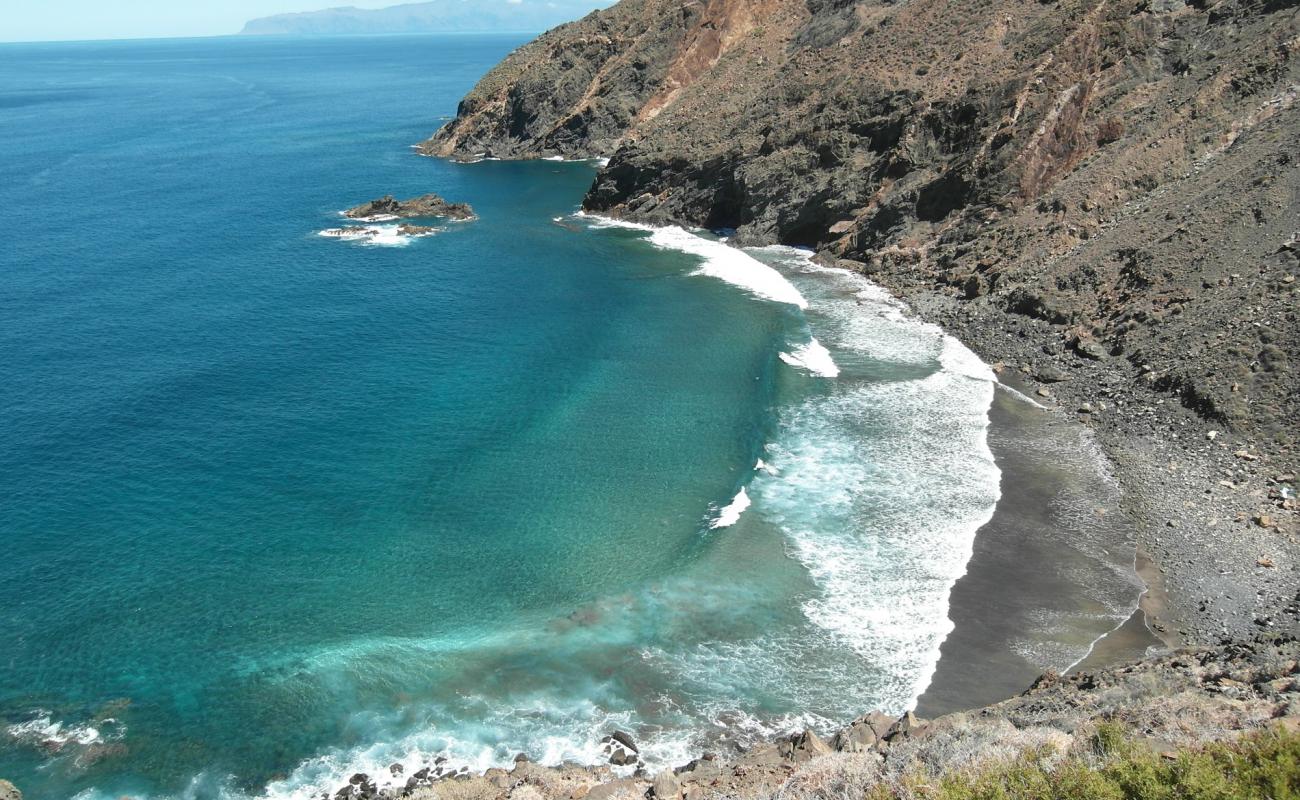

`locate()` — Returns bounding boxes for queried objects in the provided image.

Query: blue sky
[2,1,400,43]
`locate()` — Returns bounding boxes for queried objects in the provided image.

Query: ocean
[0,34,1000,799]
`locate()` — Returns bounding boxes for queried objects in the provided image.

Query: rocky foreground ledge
[310,637,1299,800]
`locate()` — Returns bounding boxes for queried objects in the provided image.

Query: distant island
[239,0,614,36]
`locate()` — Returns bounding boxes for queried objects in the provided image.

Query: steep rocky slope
[426,0,1297,442]
[425,0,1298,644]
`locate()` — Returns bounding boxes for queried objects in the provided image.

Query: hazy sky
[2,1,403,43]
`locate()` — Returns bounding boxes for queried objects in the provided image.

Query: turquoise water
[0,35,1000,799]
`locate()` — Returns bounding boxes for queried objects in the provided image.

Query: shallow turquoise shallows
[0,35,1001,800]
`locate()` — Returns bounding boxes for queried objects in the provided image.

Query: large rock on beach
[650,769,682,799]
[584,779,641,800]
[832,710,894,752]
[610,730,638,753]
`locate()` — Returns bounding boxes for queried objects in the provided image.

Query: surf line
[576,213,845,534]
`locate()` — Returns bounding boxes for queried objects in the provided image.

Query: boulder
[779,729,833,761]
[798,729,833,758]
[0,780,20,800]
[396,224,438,236]
[611,730,639,753]
[884,711,922,742]
[586,779,641,800]
[651,769,682,799]
[1035,365,1070,383]
[832,711,893,752]
[1073,338,1109,360]
[609,746,636,766]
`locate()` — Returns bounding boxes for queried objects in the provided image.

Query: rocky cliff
[424,0,1297,441]
[425,0,1299,644]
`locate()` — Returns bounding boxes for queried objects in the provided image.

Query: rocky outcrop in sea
[344,194,476,221]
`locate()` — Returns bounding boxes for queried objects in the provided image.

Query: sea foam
[5,713,107,748]
[748,248,1001,707]
[318,224,437,247]
[709,487,752,529]
[577,222,1000,708]
[578,215,809,308]
[779,338,840,378]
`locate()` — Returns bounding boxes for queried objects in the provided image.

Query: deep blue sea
[0,35,1002,799]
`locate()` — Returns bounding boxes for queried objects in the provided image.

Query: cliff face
[424,0,1298,446]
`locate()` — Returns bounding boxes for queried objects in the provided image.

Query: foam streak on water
[779,338,840,378]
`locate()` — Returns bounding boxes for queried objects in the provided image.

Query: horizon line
[0,28,551,46]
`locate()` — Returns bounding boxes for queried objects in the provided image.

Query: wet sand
[917,381,1163,717]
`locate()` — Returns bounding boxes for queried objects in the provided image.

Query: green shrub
[868,725,1300,800]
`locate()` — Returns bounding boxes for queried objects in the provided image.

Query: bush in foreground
[877,723,1300,800]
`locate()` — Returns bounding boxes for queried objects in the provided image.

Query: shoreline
[894,286,1298,649]
[916,378,1160,717]
[574,215,1163,719]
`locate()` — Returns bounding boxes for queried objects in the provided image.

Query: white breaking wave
[748,247,1001,709]
[5,713,107,748]
[709,487,752,529]
[318,225,438,247]
[570,228,1000,709]
[578,214,808,308]
[779,338,840,377]
[251,698,696,800]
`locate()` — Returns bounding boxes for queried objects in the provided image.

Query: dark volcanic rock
[344,194,475,221]
[424,0,1298,444]
[609,730,637,753]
